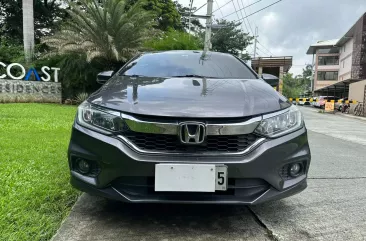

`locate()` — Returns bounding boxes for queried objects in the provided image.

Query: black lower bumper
[68,123,311,204]
[71,173,307,205]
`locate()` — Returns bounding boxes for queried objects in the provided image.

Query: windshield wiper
[171,74,216,78]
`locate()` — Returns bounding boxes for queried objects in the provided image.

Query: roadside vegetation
[0,0,254,101]
[0,104,79,241]
[282,64,313,98]
[0,1,256,239]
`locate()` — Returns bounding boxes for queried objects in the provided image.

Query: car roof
[142,50,233,57]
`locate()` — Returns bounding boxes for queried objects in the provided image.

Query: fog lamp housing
[76,158,90,174]
[288,163,302,177]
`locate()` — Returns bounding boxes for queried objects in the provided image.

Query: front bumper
[68,123,311,205]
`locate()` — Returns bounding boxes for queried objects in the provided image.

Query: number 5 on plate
[215,165,228,191]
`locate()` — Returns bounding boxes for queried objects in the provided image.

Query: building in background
[306,12,366,102]
[251,56,293,94]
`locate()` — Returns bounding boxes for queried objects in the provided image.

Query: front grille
[123,132,259,153]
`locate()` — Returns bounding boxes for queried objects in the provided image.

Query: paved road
[52,107,366,241]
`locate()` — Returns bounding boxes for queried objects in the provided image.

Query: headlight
[255,105,303,138]
[77,102,127,133]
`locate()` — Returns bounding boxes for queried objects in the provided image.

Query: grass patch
[0,103,80,241]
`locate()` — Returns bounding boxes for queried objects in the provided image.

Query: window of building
[318,56,339,65]
[343,60,345,68]
[317,71,338,80]
[343,45,346,52]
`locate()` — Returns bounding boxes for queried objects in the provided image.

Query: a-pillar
[279,66,284,94]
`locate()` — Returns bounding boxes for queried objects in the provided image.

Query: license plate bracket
[155,164,228,192]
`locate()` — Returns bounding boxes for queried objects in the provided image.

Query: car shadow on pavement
[59,193,289,240]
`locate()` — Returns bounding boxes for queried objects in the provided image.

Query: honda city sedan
[67,50,311,204]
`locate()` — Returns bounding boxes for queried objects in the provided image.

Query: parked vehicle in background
[316,96,340,109]
[298,98,310,106]
[342,103,350,113]
[311,97,318,107]
[335,98,348,111]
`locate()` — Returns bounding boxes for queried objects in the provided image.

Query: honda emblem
[179,122,206,144]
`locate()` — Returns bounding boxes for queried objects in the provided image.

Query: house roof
[306,39,339,55]
[314,79,362,93]
[251,56,293,72]
[335,13,365,46]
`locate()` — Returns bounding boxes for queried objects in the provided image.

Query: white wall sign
[0,62,61,82]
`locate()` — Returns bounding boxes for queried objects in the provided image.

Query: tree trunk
[23,0,35,64]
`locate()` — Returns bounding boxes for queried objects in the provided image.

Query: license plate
[155,164,228,192]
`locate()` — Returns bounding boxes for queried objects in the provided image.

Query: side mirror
[97,71,114,84]
[261,73,279,87]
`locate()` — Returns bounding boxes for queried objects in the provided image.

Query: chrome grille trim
[121,113,262,136]
[117,135,266,156]
[122,114,178,135]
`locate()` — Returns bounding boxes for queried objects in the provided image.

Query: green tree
[42,0,155,66]
[301,64,313,91]
[0,39,24,63]
[282,73,304,98]
[174,1,203,32]
[125,0,182,31]
[0,0,67,44]
[144,30,202,50]
[210,19,253,60]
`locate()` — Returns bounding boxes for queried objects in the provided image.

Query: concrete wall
[0,79,62,103]
[339,38,353,81]
[349,79,366,102]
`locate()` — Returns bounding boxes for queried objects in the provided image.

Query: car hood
[88,76,290,118]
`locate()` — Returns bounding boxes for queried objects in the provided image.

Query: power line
[231,0,245,32]
[256,47,268,56]
[237,0,274,57]
[238,0,276,54]
[257,41,274,56]
[232,0,284,57]
[221,0,262,19]
[214,0,224,17]
[234,0,250,35]
[194,2,207,13]
[233,0,284,23]
[239,0,254,35]
[212,0,233,14]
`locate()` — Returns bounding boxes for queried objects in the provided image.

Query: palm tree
[22,0,35,64]
[43,0,155,64]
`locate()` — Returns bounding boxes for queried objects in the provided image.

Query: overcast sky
[178,0,366,75]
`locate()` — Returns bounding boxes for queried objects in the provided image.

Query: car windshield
[118,52,257,79]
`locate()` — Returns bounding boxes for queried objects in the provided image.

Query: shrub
[144,30,203,51]
[74,92,89,104]
[0,39,24,63]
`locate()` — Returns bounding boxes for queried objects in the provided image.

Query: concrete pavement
[52,106,366,241]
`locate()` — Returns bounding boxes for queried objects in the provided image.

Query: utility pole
[253,26,258,59]
[188,0,194,36]
[203,0,214,57]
